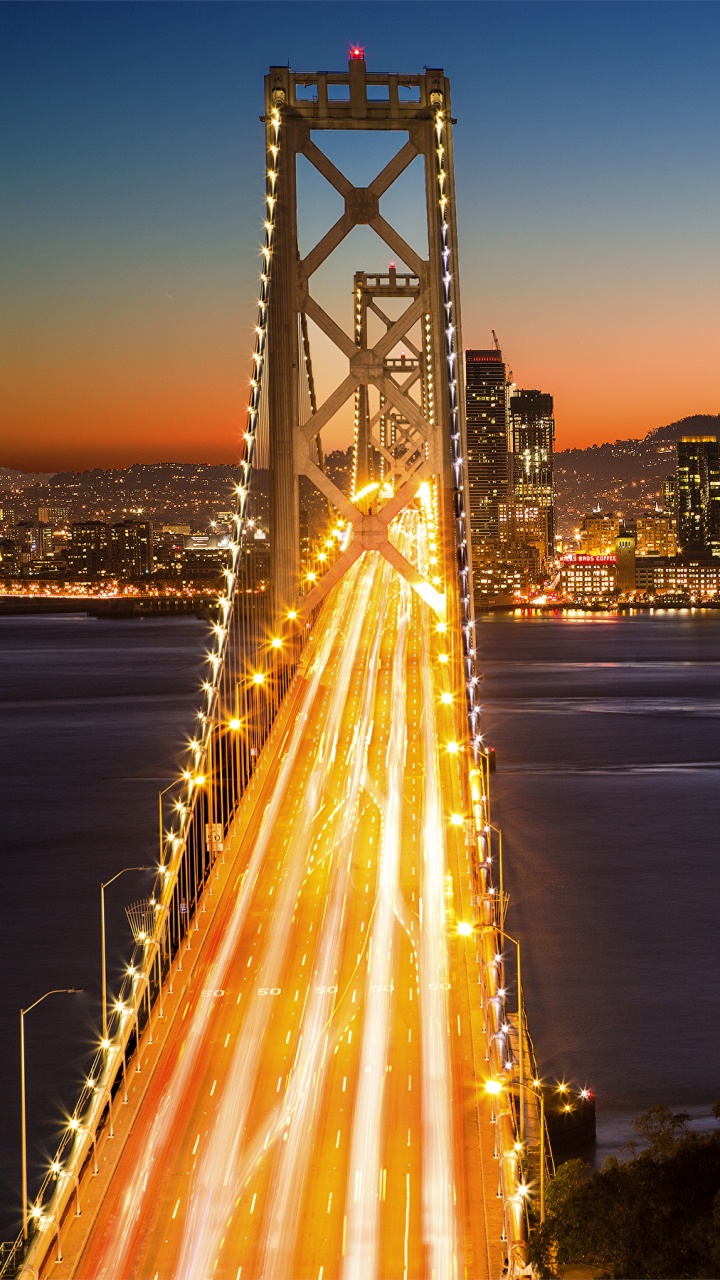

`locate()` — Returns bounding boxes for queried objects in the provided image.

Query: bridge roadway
[52,522,503,1280]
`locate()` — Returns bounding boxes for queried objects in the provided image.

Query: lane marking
[403,1173,410,1279]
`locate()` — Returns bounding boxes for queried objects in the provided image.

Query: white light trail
[91,559,366,1280]
[260,555,390,1279]
[420,554,457,1279]
[343,568,411,1280]
[175,558,376,1280]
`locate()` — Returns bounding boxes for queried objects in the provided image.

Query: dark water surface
[0,616,207,1239]
[1,611,719,1236]
[478,610,720,1162]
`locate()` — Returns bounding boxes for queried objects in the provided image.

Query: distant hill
[554,413,720,533]
[0,467,53,487]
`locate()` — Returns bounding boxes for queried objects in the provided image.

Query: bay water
[480,609,720,1164]
[1,608,719,1235]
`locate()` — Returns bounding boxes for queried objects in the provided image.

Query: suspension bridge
[8,56,545,1280]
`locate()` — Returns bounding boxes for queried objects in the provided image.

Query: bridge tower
[263,54,478,737]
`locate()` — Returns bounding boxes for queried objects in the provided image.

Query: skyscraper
[676,436,720,555]
[68,522,110,577]
[110,520,152,577]
[465,349,509,548]
[509,389,555,560]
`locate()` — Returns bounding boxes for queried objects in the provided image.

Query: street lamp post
[484,822,505,925]
[486,1075,546,1226]
[518,1078,546,1224]
[21,988,82,1240]
[498,929,525,1147]
[538,1083,546,1222]
[158,781,176,866]
[100,867,150,1042]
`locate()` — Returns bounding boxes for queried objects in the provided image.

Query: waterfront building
[497,501,548,582]
[559,554,618,598]
[182,532,231,578]
[473,543,523,604]
[579,510,621,555]
[676,436,720,555]
[634,556,720,599]
[465,348,509,551]
[508,389,555,559]
[110,520,152,577]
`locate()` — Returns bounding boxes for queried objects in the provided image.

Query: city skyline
[2,2,720,470]
[3,45,720,1280]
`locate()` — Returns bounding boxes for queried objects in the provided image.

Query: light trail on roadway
[64,508,501,1280]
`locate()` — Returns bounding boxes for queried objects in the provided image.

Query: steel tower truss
[263,54,479,739]
[352,269,427,502]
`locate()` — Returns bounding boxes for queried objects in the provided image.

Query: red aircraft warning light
[349,45,365,61]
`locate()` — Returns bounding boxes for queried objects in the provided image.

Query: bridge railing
[467,756,537,1278]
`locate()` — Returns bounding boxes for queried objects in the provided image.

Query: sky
[1,1,719,471]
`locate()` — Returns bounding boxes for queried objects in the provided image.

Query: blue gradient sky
[1,2,719,469]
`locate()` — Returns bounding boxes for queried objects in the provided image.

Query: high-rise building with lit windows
[579,510,620,555]
[509,389,555,561]
[676,436,720,555]
[110,520,152,577]
[465,349,508,550]
[68,522,110,577]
